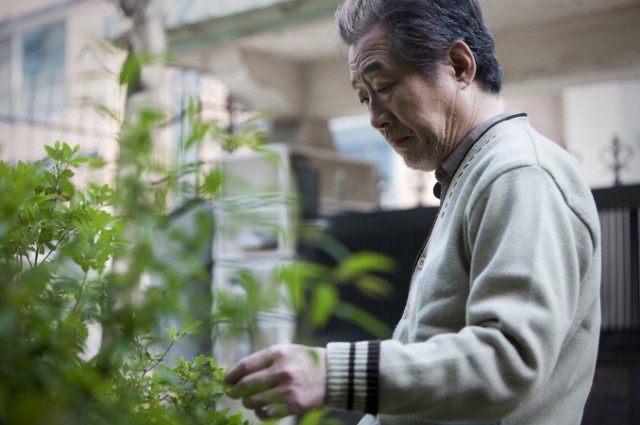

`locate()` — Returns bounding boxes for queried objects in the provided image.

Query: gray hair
[336,0,503,94]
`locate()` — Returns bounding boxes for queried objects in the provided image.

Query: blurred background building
[161,0,640,199]
[2,0,639,206]
[1,0,639,424]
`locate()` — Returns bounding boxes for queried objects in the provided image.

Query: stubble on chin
[402,137,444,172]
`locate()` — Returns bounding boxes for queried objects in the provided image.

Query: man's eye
[377,85,391,95]
[359,97,370,105]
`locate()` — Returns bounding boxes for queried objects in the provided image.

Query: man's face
[349,24,459,172]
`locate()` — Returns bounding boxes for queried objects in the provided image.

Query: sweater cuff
[326,340,380,414]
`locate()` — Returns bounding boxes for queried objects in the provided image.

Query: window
[0,37,11,121]
[0,20,66,123]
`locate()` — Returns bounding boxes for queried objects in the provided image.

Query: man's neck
[465,91,504,135]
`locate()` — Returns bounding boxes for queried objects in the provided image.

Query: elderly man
[223,1,602,424]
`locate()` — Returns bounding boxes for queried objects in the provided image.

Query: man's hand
[223,343,327,420]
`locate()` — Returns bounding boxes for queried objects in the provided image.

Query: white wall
[564,79,640,189]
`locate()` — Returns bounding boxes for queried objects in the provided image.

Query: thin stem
[35,159,68,268]
[150,160,210,186]
[23,251,33,269]
[72,270,90,313]
[39,228,76,264]
[141,332,184,377]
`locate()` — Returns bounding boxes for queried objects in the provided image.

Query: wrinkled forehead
[347,23,390,68]
[348,44,360,76]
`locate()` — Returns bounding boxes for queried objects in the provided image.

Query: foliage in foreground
[0,104,394,424]
[0,136,247,424]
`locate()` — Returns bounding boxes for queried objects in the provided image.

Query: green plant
[1,54,394,424]
[0,137,249,424]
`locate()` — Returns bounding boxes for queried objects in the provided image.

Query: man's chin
[402,156,436,172]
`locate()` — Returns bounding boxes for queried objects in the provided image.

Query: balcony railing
[593,184,640,332]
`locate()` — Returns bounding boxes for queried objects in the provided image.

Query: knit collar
[433,110,527,199]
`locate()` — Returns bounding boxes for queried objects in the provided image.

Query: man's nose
[369,99,391,130]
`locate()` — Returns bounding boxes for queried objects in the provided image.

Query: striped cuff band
[326,340,380,414]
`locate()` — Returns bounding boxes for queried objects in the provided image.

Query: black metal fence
[584,185,640,425]
[593,185,640,332]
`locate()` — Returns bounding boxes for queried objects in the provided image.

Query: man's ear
[447,40,476,87]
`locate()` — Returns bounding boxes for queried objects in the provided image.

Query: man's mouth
[389,136,409,147]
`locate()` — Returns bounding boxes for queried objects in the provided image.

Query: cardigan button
[417,257,426,269]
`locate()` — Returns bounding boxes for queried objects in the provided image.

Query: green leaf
[61,169,75,179]
[62,143,73,161]
[354,274,395,300]
[165,326,178,339]
[297,225,351,261]
[310,283,338,327]
[119,54,141,86]
[70,157,90,167]
[335,251,396,281]
[44,145,57,160]
[334,303,391,338]
[201,168,224,196]
[182,320,202,335]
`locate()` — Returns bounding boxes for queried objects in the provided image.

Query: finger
[241,387,287,410]
[255,403,290,421]
[255,405,276,421]
[227,368,280,399]
[223,349,272,386]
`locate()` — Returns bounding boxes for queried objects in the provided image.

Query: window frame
[0,14,66,123]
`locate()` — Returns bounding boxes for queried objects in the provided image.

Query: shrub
[0,102,391,424]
